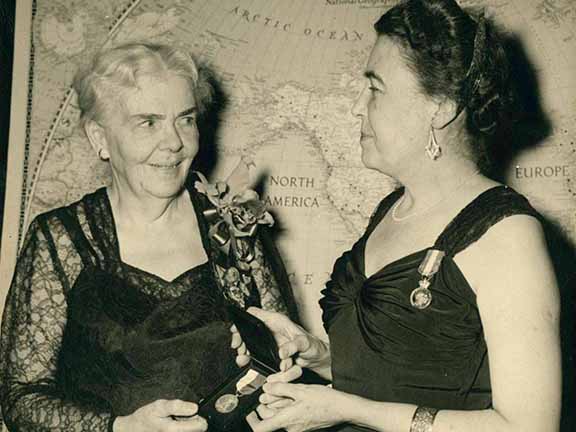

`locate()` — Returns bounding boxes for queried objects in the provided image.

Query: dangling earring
[98,148,109,161]
[425,126,441,161]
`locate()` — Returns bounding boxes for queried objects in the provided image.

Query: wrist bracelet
[409,406,438,432]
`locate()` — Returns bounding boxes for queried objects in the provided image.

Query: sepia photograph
[0,0,574,431]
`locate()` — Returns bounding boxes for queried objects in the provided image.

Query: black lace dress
[0,181,297,431]
[320,186,540,431]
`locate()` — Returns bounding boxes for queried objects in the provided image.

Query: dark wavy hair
[375,0,514,169]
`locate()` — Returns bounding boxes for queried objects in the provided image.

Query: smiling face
[352,36,438,176]
[89,73,199,200]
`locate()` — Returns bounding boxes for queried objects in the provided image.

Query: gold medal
[215,394,239,414]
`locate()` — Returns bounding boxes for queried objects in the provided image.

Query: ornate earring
[98,149,109,161]
[425,126,441,161]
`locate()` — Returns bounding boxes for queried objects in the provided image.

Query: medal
[215,394,239,414]
[410,279,433,309]
[213,369,266,415]
[410,249,445,310]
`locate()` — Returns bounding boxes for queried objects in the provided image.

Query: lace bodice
[0,184,294,431]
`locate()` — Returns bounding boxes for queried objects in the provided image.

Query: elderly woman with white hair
[0,42,297,432]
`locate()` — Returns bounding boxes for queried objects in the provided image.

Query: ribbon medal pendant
[214,369,266,414]
[410,278,433,309]
[410,249,445,310]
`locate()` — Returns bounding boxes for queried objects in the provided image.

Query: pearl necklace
[391,177,480,223]
[390,193,449,223]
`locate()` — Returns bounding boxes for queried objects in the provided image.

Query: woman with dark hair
[0,42,297,432]
[234,1,561,431]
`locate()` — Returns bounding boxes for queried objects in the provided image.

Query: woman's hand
[230,322,251,368]
[248,383,352,432]
[114,399,207,432]
[231,307,332,378]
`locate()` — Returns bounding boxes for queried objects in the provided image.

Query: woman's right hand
[231,308,332,379]
[114,399,207,432]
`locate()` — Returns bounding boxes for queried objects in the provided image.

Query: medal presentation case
[198,305,281,431]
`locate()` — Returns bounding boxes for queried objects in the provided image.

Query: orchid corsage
[194,172,274,307]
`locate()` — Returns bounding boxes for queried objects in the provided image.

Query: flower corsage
[194,172,274,308]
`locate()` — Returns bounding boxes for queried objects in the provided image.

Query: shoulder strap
[56,205,100,268]
[433,186,540,257]
[37,215,72,293]
[84,187,120,268]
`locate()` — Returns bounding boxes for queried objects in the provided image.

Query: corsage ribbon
[195,172,273,263]
[194,171,274,307]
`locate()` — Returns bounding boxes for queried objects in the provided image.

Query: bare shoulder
[455,213,557,300]
[474,213,547,255]
[454,215,561,431]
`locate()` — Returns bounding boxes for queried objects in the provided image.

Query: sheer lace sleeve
[251,230,299,322]
[0,216,113,431]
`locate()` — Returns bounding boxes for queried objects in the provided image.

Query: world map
[8,0,576,337]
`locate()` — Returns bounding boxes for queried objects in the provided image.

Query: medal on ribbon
[214,369,267,414]
[410,249,445,310]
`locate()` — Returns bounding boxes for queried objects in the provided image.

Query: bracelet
[409,406,438,432]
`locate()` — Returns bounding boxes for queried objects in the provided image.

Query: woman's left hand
[247,383,350,432]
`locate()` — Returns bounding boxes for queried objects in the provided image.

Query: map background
[0,0,574,429]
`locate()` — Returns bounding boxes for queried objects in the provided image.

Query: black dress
[320,186,539,431]
[0,179,297,431]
